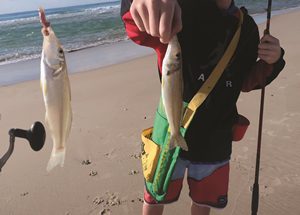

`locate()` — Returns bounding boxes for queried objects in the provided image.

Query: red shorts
[144,157,230,208]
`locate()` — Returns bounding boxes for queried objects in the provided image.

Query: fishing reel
[0,121,46,172]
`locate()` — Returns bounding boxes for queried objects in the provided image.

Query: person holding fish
[121,0,285,215]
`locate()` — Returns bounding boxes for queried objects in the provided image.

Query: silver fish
[161,36,188,151]
[39,8,72,171]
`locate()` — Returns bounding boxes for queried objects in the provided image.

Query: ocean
[0,0,124,66]
[0,0,300,66]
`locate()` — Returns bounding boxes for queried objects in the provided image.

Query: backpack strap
[182,9,244,129]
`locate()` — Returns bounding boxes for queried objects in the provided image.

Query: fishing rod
[251,0,272,214]
[0,122,46,172]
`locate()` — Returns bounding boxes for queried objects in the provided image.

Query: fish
[39,8,72,171]
[161,36,188,151]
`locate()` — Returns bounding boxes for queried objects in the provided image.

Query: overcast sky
[0,0,110,14]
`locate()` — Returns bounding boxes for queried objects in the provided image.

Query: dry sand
[0,9,300,215]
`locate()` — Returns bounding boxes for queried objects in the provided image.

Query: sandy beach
[1,8,300,215]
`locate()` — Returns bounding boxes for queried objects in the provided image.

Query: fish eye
[175,53,181,59]
[58,48,63,54]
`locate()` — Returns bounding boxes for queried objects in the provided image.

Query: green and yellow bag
[141,10,244,202]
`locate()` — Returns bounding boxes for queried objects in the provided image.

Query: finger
[130,7,146,32]
[258,49,274,56]
[258,54,273,64]
[170,3,182,38]
[148,1,160,36]
[261,34,280,45]
[258,43,279,51]
[159,5,175,43]
[261,34,272,42]
[258,51,279,63]
[138,5,150,34]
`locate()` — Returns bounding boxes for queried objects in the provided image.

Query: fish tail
[168,134,189,151]
[46,148,66,172]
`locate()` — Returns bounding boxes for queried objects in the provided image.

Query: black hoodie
[121,0,286,162]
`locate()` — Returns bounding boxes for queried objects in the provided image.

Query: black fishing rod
[251,0,272,214]
[0,122,46,172]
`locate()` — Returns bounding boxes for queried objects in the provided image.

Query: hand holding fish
[130,0,182,44]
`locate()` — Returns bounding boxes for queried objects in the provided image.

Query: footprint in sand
[93,196,105,205]
[93,192,123,208]
[99,208,111,215]
[130,153,141,159]
[104,150,117,159]
[261,185,274,197]
[81,159,92,165]
[20,192,29,197]
[89,170,98,176]
[105,192,122,207]
[129,170,139,175]
[130,198,143,203]
[250,185,274,197]
[137,197,144,203]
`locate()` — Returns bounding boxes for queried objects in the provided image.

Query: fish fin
[168,134,189,151]
[46,149,65,172]
[53,67,63,77]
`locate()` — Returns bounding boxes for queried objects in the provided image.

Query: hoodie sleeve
[237,8,286,92]
[121,0,167,73]
[241,49,286,92]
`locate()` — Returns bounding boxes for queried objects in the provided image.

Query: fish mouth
[39,7,50,36]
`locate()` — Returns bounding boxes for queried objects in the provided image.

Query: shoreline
[252,5,300,24]
[0,6,299,87]
[0,40,154,86]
